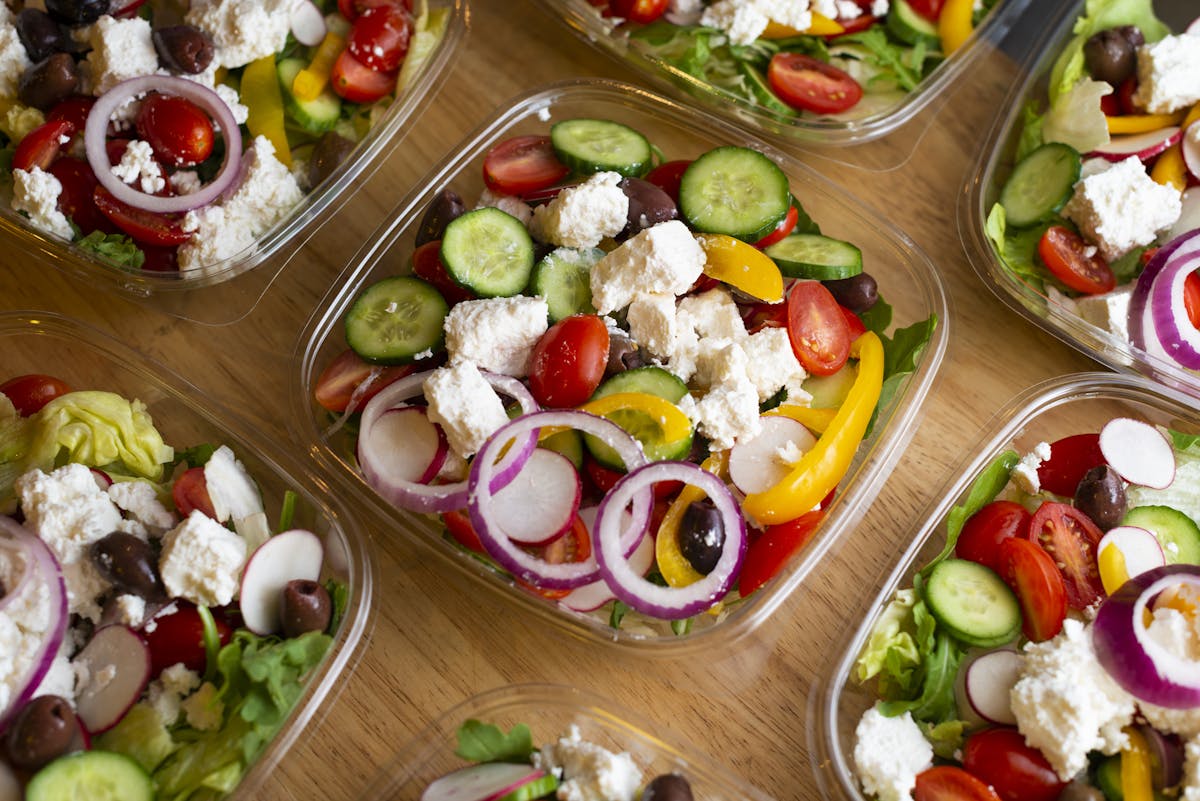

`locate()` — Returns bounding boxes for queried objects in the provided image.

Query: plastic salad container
[290,79,948,655]
[813,371,1200,801]
[360,683,777,801]
[0,0,465,325]
[528,0,1033,158]
[961,0,1200,399]
[0,311,373,800]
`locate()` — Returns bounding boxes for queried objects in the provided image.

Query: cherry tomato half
[955,500,1032,574]
[1037,226,1116,295]
[411,239,475,305]
[482,135,570,196]
[907,0,946,21]
[314,348,419,412]
[767,53,863,114]
[609,0,668,23]
[12,119,75,172]
[738,510,824,597]
[443,509,485,554]
[348,4,412,73]
[643,159,691,204]
[331,48,398,104]
[48,157,114,235]
[523,514,593,600]
[1028,501,1105,610]
[753,205,799,249]
[1036,433,1103,497]
[93,186,191,246]
[962,728,1066,801]
[997,536,1067,642]
[338,0,411,21]
[136,93,215,168]
[46,95,95,133]
[173,466,217,520]
[914,766,1001,801]
[786,280,851,376]
[142,603,232,677]
[1184,271,1200,329]
[528,315,610,408]
[840,305,866,339]
[1,374,71,416]
[1118,75,1139,116]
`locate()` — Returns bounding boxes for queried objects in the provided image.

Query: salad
[984,0,1200,379]
[559,0,1001,123]
[849,414,1200,801]
[0,373,347,800]
[311,114,936,638]
[0,0,449,276]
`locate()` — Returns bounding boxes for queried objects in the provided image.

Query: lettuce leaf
[855,587,925,695]
[1043,78,1112,153]
[454,721,534,764]
[397,0,450,93]
[984,203,1053,292]
[75,231,146,270]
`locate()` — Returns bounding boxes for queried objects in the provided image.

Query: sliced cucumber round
[678,146,791,241]
[550,118,652,177]
[887,0,941,47]
[999,143,1082,228]
[530,247,602,321]
[924,558,1021,647]
[737,61,796,117]
[27,751,154,801]
[765,233,863,280]
[1121,505,1200,565]
[277,57,342,133]
[345,275,448,364]
[440,207,535,298]
[585,367,692,468]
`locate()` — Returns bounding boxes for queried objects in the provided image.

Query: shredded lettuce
[1043,78,1112,153]
[397,0,451,93]
[855,587,926,693]
[984,203,1053,292]
[454,720,534,764]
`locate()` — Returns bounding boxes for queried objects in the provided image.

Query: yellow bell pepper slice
[242,56,291,167]
[742,331,883,525]
[656,452,728,589]
[1119,728,1155,801]
[937,0,975,55]
[577,392,693,445]
[292,31,347,103]
[697,234,785,303]
[1106,111,1185,135]
[762,12,844,38]
[1150,143,1188,191]
[764,404,837,434]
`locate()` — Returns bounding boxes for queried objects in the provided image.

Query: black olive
[280,579,332,637]
[415,188,467,247]
[618,177,677,240]
[45,0,110,27]
[152,25,215,75]
[1074,464,1126,531]
[15,9,73,63]
[1083,27,1141,85]
[90,531,165,600]
[1058,782,1106,801]
[605,329,646,376]
[18,52,79,111]
[823,272,878,313]
[642,774,694,801]
[678,498,725,575]
[5,696,80,771]
[307,132,357,188]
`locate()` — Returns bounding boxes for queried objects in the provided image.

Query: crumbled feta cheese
[146,663,201,725]
[159,511,247,607]
[684,340,762,450]
[700,0,831,45]
[871,0,890,15]
[185,0,303,69]
[213,83,250,125]
[531,171,629,248]
[170,171,203,196]
[1183,737,1200,801]
[181,681,224,731]
[668,288,748,383]
[1132,34,1200,114]
[742,325,809,403]
[84,15,159,95]
[0,104,46,144]
[1074,284,1134,343]
[0,20,32,97]
[443,296,550,377]
[476,187,534,228]
[625,293,677,358]
[1011,441,1051,495]
[423,361,511,459]
[590,221,706,315]
[34,649,77,705]
[12,168,74,242]
[531,725,642,801]
[111,594,148,628]
[111,140,167,195]
[1063,157,1182,262]
[853,707,932,801]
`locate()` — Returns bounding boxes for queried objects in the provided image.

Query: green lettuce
[454,721,534,764]
[1048,0,1170,104]
[921,449,1020,576]
[855,587,926,695]
[984,203,1052,292]
[397,0,451,93]
[75,231,146,270]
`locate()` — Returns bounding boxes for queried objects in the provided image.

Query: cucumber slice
[736,61,796,117]
[924,558,1021,647]
[585,367,692,468]
[887,0,941,47]
[498,773,559,801]
[765,233,863,280]
[550,118,652,177]
[27,751,154,801]
[803,362,857,409]
[1121,505,1200,565]
[530,247,602,322]
[999,143,1082,228]
[541,428,584,470]
[277,57,342,133]
[1091,755,1122,801]
[344,275,448,365]
[440,207,535,298]
[679,146,791,241]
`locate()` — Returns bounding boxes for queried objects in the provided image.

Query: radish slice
[421,763,548,801]
[1189,17,1200,35]
[1097,525,1166,595]
[489,449,581,546]
[956,648,1023,726]
[728,416,817,495]
[1099,417,1175,489]
[74,625,152,734]
[239,529,324,635]
[1087,127,1182,162]
[1164,188,1200,244]
[560,524,655,613]
[290,0,327,46]
[1182,122,1200,180]
[363,407,447,485]
[90,468,112,490]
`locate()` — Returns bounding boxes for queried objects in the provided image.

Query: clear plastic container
[810,371,1200,801]
[0,1,465,326]
[527,0,1034,164]
[361,683,777,801]
[289,79,949,655]
[0,310,374,800]
[960,0,1200,400]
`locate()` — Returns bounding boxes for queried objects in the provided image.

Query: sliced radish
[560,524,655,612]
[74,625,151,734]
[955,648,1023,726]
[90,468,112,490]
[1183,122,1200,180]
[239,529,324,635]
[1098,525,1166,594]
[488,448,581,546]
[290,0,327,46]
[728,415,817,495]
[1189,17,1200,35]
[361,406,447,486]
[1099,417,1175,489]
[421,763,548,801]
[1164,188,1200,243]
[1087,126,1182,162]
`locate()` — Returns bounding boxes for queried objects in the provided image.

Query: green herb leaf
[165,443,217,473]
[836,27,923,92]
[878,630,965,724]
[454,720,534,764]
[984,203,1053,293]
[609,599,630,629]
[1168,428,1200,453]
[75,231,146,270]
[921,450,1020,577]
[859,297,893,336]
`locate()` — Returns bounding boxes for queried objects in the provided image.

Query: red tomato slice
[528,315,610,408]
[1028,501,1105,610]
[829,14,878,36]
[1037,226,1116,295]
[142,603,232,677]
[93,186,191,246]
[1036,433,1103,496]
[314,348,418,412]
[907,0,946,21]
[338,0,411,21]
[738,510,824,597]
[348,4,412,72]
[12,119,75,172]
[840,305,866,339]
[172,466,217,520]
[643,159,691,204]
[524,514,592,600]
[914,766,1002,801]
[482,135,570,196]
[786,281,851,376]
[411,239,475,305]
[955,500,1032,574]
[998,536,1068,642]
[584,458,623,497]
[608,0,668,23]
[136,93,215,168]
[767,53,863,114]
[753,205,799,249]
[46,157,116,235]
[443,509,485,554]
[1184,271,1200,329]
[331,48,398,104]
[46,95,95,134]
[1,374,71,416]
[962,728,1066,801]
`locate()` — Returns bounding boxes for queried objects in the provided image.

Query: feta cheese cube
[0,20,32,97]
[111,140,167,196]
[423,362,511,458]
[1063,157,1181,262]
[1132,34,1200,114]
[625,293,677,358]
[852,707,933,801]
[531,171,628,248]
[185,0,302,69]
[12,168,74,242]
[667,288,749,383]
[590,221,706,315]
[1011,441,1051,495]
[476,187,534,228]
[84,15,159,95]
[742,326,809,402]
[1074,284,1134,343]
[107,480,177,534]
[531,725,642,801]
[443,296,549,377]
[159,511,247,607]
[700,0,825,46]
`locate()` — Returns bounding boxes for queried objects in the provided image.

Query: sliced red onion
[0,517,68,730]
[560,530,655,613]
[290,0,327,46]
[468,410,650,590]
[1093,564,1200,709]
[594,460,746,620]
[1128,230,1196,354]
[85,75,242,215]
[1147,230,1200,368]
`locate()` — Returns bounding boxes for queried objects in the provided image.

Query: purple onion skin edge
[1128,229,1197,350]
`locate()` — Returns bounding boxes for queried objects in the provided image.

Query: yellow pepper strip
[241,56,291,167]
[742,332,883,525]
[292,31,347,103]
[764,404,837,435]
[697,234,784,303]
[1151,143,1188,191]
[762,12,844,38]
[578,392,693,445]
[1119,728,1155,801]
[1106,110,1185,135]
[656,452,728,589]
[937,0,975,55]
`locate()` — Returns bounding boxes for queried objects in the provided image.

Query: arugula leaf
[609,599,630,629]
[454,720,535,764]
[878,630,965,724]
[1168,427,1200,453]
[75,231,146,270]
[791,199,822,236]
[984,203,1053,293]
[836,27,925,92]
[165,443,217,473]
[866,312,937,436]
[859,297,893,336]
[921,450,1019,577]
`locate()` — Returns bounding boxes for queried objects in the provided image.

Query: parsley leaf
[920,450,1019,577]
[75,231,146,270]
[165,443,217,473]
[835,27,926,92]
[454,720,534,764]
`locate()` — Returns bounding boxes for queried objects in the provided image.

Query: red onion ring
[468,410,651,590]
[1093,564,1200,709]
[0,538,32,616]
[593,460,746,620]
[1128,230,1199,359]
[85,75,242,215]
[1147,231,1200,368]
[0,516,68,730]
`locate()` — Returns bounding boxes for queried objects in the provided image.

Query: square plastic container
[810,371,1200,801]
[527,0,1033,163]
[0,310,374,800]
[360,683,777,800]
[289,79,948,655]
[960,0,1200,400]
[0,1,465,325]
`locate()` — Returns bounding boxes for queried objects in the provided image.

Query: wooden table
[0,1,1099,799]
